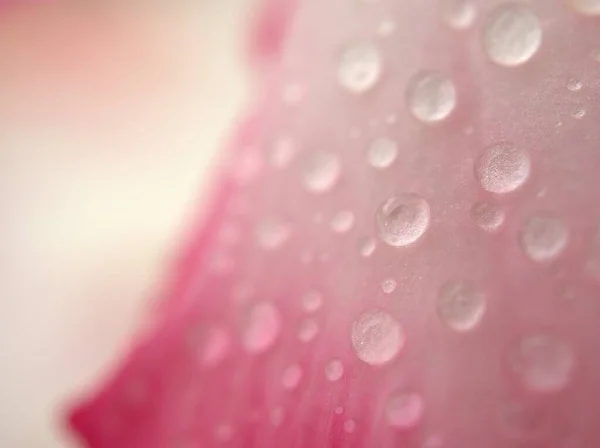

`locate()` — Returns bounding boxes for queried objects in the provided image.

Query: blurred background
[0,0,260,446]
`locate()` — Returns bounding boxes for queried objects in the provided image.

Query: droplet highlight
[441,0,476,29]
[351,310,405,366]
[376,194,431,247]
[406,71,457,123]
[330,211,355,233]
[519,214,569,262]
[302,290,324,313]
[568,0,600,16]
[471,202,506,232]
[437,280,486,332]
[298,318,319,342]
[483,3,542,67]
[282,364,303,390]
[475,142,531,194]
[381,278,397,294]
[338,43,382,94]
[325,359,345,381]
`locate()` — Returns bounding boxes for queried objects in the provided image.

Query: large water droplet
[437,280,486,332]
[338,43,382,94]
[282,364,303,390]
[367,138,398,169]
[376,194,431,247]
[351,310,405,366]
[302,151,341,194]
[475,142,531,194]
[471,202,506,232]
[483,3,542,67]
[406,71,457,123]
[242,302,281,354]
[510,334,575,393]
[385,391,425,429]
[519,214,569,262]
[441,0,476,29]
[325,359,345,381]
[568,0,600,15]
[302,290,324,313]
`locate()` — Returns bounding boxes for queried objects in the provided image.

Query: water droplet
[351,310,405,366]
[566,78,583,92]
[385,391,425,429]
[338,43,383,94]
[242,302,281,354]
[475,142,531,194]
[406,71,457,123]
[344,420,357,433]
[471,202,506,232]
[330,211,355,233]
[568,0,600,15]
[215,423,234,442]
[298,318,319,342]
[270,138,297,168]
[302,151,341,194]
[325,359,345,381]
[376,194,431,247]
[381,278,398,294]
[519,214,569,262]
[441,0,476,29]
[367,138,398,169]
[378,19,397,36]
[255,219,290,250]
[510,333,575,393]
[437,280,486,332]
[571,106,586,119]
[270,407,285,427]
[483,3,542,67]
[335,406,345,415]
[302,290,324,313]
[201,327,231,367]
[358,237,377,257]
[282,364,303,390]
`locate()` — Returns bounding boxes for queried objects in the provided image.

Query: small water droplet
[568,0,600,15]
[385,391,425,429]
[378,19,397,36]
[471,202,506,232]
[270,138,297,168]
[344,420,357,433]
[483,3,542,67]
[381,278,398,294]
[406,71,457,123]
[338,43,382,94]
[302,290,324,313]
[475,142,531,194]
[282,364,303,390]
[335,406,345,415]
[566,78,583,92]
[201,327,231,367]
[571,106,586,119]
[441,0,476,29]
[282,82,306,104]
[358,237,377,257]
[351,310,405,366]
[330,211,355,233]
[519,214,569,262]
[510,333,575,393]
[298,318,319,342]
[437,280,486,332]
[367,138,398,169]
[215,423,234,442]
[376,194,431,247]
[242,302,281,354]
[302,151,341,194]
[325,359,345,381]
